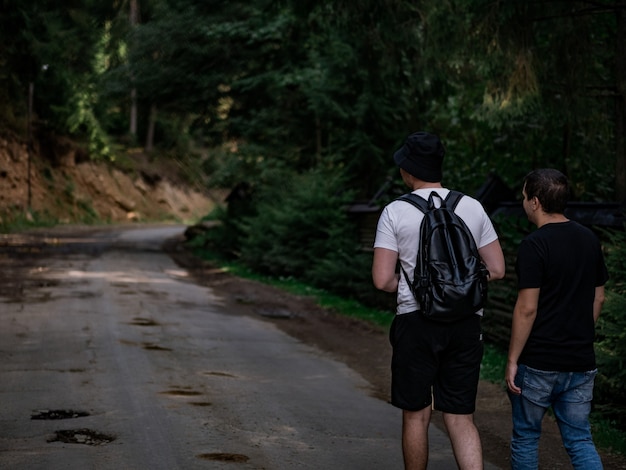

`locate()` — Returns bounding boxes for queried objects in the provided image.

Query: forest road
[0,224,503,470]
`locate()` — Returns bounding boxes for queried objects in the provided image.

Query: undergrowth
[0,209,58,233]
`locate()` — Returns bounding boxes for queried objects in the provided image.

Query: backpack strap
[396,192,433,305]
[397,193,430,213]
[399,190,466,211]
[444,190,465,210]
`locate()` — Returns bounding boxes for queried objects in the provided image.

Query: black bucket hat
[393,132,445,182]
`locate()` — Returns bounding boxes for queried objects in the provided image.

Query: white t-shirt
[374,188,499,315]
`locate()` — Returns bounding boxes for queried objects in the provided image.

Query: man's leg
[402,407,432,470]
[508,365,552,470]
[442,412,483,470]
[553,370,603,470]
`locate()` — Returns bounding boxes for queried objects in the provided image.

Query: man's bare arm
[372,248,399,292]
[478,239,506,281]
[505,288,540,395]
[593,285,605,323]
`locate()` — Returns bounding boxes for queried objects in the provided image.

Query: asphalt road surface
[0,225,501,469]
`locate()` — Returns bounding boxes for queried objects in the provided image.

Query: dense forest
[3,0,626,430]
[2,0,625,199]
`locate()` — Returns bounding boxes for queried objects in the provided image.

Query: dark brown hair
[523,168,570,214]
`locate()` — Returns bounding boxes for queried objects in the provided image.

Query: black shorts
[389,311,483,414]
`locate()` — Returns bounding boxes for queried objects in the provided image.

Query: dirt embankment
[0,132,219,224]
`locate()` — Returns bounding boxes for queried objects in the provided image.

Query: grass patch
[480,342,507,385]
[592,416,626,457]
[0,209,59,233]
[192,247,393,328]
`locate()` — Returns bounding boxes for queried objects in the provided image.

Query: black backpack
[398,190,489,322]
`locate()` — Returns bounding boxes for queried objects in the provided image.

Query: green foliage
[192,205,243,259]
[479,212,532,347]
[0,209,58,233]
[74,198,100,224]
[596,290,626,400]
[602,227,626,297]
[0,0,119,160]
[480,343,507,386]
[2,0,622,198]
[591,415,626,458]
[66,86,112,159]
[194,165,390,304]
[595,227,626,425]
[237,168,359,285]
[411,0,618,200]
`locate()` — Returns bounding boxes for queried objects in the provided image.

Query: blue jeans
[508,364,603,470]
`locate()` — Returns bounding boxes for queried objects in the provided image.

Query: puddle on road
[196,453,249,463]
[48,428,115,446]
[32,409,90,420]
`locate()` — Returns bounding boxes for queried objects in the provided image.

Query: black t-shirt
[515,221,609,371]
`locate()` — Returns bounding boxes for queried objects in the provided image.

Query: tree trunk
[130,88,137,137]
[145,103,157,152]
[129,0,139,138]
[616,7,626,202]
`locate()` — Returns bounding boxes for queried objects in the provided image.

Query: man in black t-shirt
[505,169,609,470]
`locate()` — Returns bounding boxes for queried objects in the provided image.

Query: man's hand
[505,360,521,395]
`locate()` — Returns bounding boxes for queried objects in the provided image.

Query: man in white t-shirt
[372,132,505,470]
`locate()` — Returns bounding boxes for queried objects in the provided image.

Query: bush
[595,226,626,427]
[194,166,397,308]
[238,169,359,283]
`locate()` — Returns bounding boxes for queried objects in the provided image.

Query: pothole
[203,371,236,378]
[70,291,101,299]
[48,428,115,446]
[256,308,294,319]
[32,409,90,420]
[160,389,202,397]
[142,343,172,351]
[196,453,249,463]
[129,317,160,326]
[234,295,256,305]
